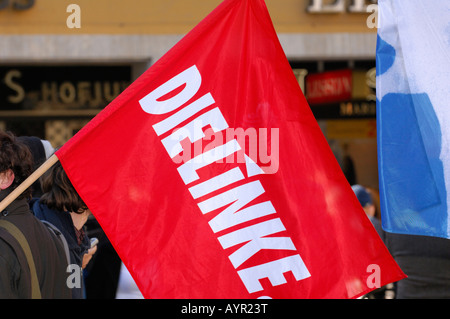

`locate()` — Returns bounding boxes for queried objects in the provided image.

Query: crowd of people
[0,129,449,298]
[0,130,142,299]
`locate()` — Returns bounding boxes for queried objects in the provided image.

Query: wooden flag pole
[0,154,59,212]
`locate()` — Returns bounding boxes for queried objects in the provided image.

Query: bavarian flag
[377,0,450,239]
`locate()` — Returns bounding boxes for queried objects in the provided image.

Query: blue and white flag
[376,0,450,239]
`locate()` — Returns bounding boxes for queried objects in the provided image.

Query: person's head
[40,160,87,214]
[0,130,33,200]
[17,136,52,198]
[351,184,376,217]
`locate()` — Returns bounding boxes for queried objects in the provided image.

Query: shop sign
[0,66,131,112]
[325,119,377,139]
[307,0,377,13]
[310,100,375,120]
[0,0,35,10]
[340,101,376,117]
[306,69,352,105]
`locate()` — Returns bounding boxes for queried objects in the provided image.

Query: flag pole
[0,154,59,212]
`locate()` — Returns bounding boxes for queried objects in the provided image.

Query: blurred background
[0,0,378,188]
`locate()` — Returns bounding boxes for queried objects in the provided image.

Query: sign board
[0,66,131,113]
[306,69,353,105]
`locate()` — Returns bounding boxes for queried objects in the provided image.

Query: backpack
[0,219,71,299]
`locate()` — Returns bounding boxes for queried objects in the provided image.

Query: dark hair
[0,130,33,199]
[40,161,87,214]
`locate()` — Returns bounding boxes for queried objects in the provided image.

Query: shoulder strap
[41,220,71,266]
[0,219,42,299]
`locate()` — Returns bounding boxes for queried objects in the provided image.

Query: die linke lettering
[139,65,311,296]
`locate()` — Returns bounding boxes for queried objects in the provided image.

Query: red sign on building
[306,69,352,105]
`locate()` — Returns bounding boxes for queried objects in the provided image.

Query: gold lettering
[77,81,91,105]
[41,82,58,104]
[104,82,121,102]
[4,70,25,104]
[59,81,76,104]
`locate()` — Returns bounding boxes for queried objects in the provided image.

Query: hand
[82,245,97,269]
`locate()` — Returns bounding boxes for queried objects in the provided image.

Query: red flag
[56,0,405,298]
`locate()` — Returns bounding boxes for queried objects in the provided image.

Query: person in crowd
[342,144,356,185]
[351,184,384,239]
[17,136,55,198]
[353,184,450,299]
[366,186,381,220]
[0,130,71,298]
[83,216,144,299]
[384,229,450,298]
[83,216,123,299]
[352,184,391,298]
[33,160,97,299]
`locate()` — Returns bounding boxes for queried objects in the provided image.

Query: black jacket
[33,200,90,299]
[385,232,450,299]
[0,190,71,299]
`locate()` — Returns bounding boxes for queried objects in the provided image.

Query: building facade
[0,0,378,186]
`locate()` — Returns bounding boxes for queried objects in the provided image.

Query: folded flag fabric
[56,0,405,298]
[377,0,450,239]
